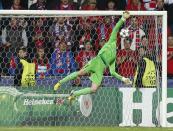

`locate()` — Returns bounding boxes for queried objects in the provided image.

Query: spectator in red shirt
[143,0,156,10]
[33,47,50,79]
[31,18,48,48]
[117,37,137,77]
[97,16,114,41]
[168,36,173,77]
[27,17,51,59]
[96,16,117,52]
[78,16,98,51]
[72,0,87,10]
[126,0,146,10]
[56,0,75,10]
[121,16,146,51]
[76,40,96,69]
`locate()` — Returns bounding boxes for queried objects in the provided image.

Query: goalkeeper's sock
[59,72,78,84]
[73,88,92,97]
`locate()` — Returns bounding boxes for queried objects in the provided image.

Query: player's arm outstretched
[107,11,130,44]
[109,11,132,85]
[109,61,132,85]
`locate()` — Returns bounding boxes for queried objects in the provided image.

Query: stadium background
[0,0,173,84]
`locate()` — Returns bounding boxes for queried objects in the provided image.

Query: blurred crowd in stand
[0,0,172,83]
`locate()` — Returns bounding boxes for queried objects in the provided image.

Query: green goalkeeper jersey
[57,17,126,87]
[98,17,125,80]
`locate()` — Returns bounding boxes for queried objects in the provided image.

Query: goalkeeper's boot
[68,90,75,105]
[54,82,61,92]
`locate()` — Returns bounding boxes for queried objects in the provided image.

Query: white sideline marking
[23,93,69,97]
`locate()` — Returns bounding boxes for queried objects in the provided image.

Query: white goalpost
[0,10,167,127]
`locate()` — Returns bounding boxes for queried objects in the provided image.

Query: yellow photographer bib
[134,57,156,87]
[20,59,36,87]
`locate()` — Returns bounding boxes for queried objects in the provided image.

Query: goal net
[0,10,167,127]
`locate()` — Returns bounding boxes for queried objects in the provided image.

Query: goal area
[0,10,167,127]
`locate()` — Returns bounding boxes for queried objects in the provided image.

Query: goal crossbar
[0,10,167,16]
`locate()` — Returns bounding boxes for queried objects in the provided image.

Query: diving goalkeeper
[54,11,132,100]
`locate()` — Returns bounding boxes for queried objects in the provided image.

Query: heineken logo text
[23,98,54,105]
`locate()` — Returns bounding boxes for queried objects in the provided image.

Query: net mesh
[0,12,163,127]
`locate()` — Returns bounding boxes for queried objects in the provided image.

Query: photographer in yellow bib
[14,46,36,87]
[133,45,156,88]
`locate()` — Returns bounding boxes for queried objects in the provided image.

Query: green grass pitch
[0,127,173,131]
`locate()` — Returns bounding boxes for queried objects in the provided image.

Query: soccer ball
[120,28,130,38]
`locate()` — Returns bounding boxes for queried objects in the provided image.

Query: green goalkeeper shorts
[82,56,106,86]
